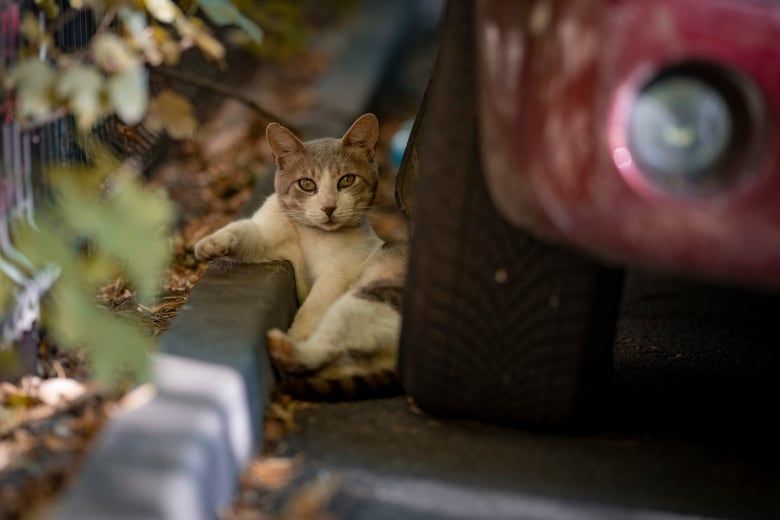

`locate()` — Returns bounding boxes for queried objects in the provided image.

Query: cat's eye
[338,174,356,189]
[298,178,317,192]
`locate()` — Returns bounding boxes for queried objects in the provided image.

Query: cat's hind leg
[266,289,401,372]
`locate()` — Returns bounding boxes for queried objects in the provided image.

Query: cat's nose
[322,206,336,217]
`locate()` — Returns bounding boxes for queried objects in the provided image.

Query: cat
[194,113,406,400]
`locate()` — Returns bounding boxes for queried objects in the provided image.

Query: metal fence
[1,0,258,353]
[0,0,164,350]
[1,1,72,350]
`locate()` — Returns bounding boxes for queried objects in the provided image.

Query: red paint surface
[1,3,20,124]
[477,0,780,287]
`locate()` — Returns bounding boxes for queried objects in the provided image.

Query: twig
[153,67,300,136]
[95,8,116,35]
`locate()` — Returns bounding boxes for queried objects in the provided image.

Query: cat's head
[267,114,379,231]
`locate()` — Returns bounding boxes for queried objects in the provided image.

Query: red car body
[476,0,780,288]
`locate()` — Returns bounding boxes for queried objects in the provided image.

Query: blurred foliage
[8,152,174,384]
[4,0,263,133]
[229,0,305,59]
[1,0,263,385]
[230,0,356,59]
[1,0,353,386]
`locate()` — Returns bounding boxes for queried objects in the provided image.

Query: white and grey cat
[194,114,406,399]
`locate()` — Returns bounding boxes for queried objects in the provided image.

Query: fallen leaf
[241,456,301,490]
[4,392,41,409]
[280,474,340,520]
[41,433,70,452]
[37,378,87,406]
[116,383,156,413]
[406,395,424,416]
[266,397,313,433]
[145,90,198,140]
[0,442,12,471]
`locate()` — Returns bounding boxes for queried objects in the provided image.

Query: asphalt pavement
[274,271,779,520]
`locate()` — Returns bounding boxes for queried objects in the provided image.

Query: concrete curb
[54,355,253,520]
[51,1,419,519]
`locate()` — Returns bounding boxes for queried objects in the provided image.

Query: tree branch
[152,67,300,136]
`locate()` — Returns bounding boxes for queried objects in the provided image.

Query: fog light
[627,62,764,196]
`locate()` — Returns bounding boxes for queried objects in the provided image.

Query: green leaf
[20,12,43,44]
[50,279,149,384]
[7,59,56,120]
[34,0,59,19]
[197,0,262,43]
[92,33,141,74]
[106,175,174,303]
[107,65,149,125]
[9,218,147,386]
[5,156,176,388]
[174,16,226,62]
[119,7,163,66]
[57,64,106,130]
[55,173,173,304]
[0,271,13,312]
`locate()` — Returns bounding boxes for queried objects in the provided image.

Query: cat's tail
[273,362,402,402]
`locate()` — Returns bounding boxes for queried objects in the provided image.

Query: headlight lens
[626,63,764,196]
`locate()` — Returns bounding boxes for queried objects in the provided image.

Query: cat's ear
[341,113,378,160]
[267,123,305,168]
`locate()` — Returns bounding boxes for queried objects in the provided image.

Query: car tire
[398,0,625,428]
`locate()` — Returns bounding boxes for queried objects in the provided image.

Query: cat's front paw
[194,230,237,261]
[266,328,308,373]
